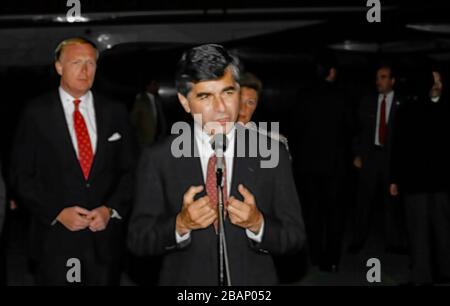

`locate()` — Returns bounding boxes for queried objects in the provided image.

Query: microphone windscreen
[210,133,228,152]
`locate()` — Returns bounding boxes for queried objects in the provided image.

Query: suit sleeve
[105,104,136,219]
[250,145,306,255]
[389,104,405,186]
[10,107,62,225]
[127,149,179,256]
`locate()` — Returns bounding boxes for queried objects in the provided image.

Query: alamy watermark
[170,116,281,169]
[366,0,381,23]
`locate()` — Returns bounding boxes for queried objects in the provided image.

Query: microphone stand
[216,167,231,286]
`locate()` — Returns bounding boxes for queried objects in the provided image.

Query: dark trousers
[36,251,121,286]
[352,149,406,249]
[300,173,345,268]
[404,192,450,284]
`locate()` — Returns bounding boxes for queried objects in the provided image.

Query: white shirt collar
[431,96,441,103]
[379,90,394,100]
[58,86,93,109]
[194,122,235,159]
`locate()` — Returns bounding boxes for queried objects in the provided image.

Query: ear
[392,77,396,86]
[177,93,191,113]
[55,61,63,77]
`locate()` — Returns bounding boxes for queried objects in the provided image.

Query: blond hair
[54,37,98,62]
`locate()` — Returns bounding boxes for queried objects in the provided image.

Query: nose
[213,96,226,112]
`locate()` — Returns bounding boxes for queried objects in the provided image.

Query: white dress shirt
[176,123,264,243]
[374,90,394,146]
[59,87,97,155]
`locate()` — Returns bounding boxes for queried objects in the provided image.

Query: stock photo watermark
[366,0,381,23]
[170,117,281,169]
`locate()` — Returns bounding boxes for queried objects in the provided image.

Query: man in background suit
[291,55,353,272]
[11,37,135,285]
[350,64,405,253]
[128,44,305,285]
[390,69,450,285]
[130,78,167,149]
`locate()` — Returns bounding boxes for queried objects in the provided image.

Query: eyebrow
[222,86,236,92]
[195,86,236,98]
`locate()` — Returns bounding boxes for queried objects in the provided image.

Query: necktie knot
[73,99,81,110]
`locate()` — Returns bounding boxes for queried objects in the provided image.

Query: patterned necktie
[73,99,94,180]
[205,154,227,233]
[378,94,387,146]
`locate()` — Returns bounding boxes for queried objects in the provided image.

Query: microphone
[209,132,232,286]
[210,133,228,174]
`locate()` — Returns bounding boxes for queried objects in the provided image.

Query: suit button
[86,183,90,188]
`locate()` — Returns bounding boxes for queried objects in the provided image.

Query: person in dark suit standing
[11,37,135,285]
[390,69,450,285]
[350,64,405,253]
[291,56,353,272]
[128,44,305,285]
[130,78,168,149]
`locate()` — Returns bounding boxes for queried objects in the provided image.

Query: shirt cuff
[246,219,265,243]
[175,230,191,244]
[111,209,122,220]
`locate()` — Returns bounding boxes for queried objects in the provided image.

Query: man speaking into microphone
[128,44,305,285]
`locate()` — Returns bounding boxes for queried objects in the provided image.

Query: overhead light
[406,24,450,33]
[53,15,90,23]
[329,40,379,52]
[97,33,115,50]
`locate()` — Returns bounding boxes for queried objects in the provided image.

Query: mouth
[216,118,231,125]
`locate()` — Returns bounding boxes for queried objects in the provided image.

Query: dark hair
[175,44,241,97]
[239,72,263,95]
[54,37,98,62]
[376,63,396,80]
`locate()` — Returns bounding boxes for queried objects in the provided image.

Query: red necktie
[73,99,94,180]
[378,95,387,146]
[206,154,227,233]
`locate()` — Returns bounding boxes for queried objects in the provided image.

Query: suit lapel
[230,126,258,201]
[88,94,106,181]
[388,93,399,126]
[50,91,85,181]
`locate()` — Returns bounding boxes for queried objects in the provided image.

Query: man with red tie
[350,64,406,253]
[128,44,305,285]
[11,38,135,285]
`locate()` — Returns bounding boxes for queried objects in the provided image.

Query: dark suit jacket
[128,125,305,285]
[390,95,450,193]
[292,80,354,176]
[353,92,401,164]
[11,90,135,263]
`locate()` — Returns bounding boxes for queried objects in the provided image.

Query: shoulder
[140,135,178,160]
[21,91,59,117]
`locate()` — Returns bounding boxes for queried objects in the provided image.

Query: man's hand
[353,156,363,169]
[56,206,91,231]
[176,185,217,236]
[390,184,399,196]
[86,206,111,232]
[227,184,263,233]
